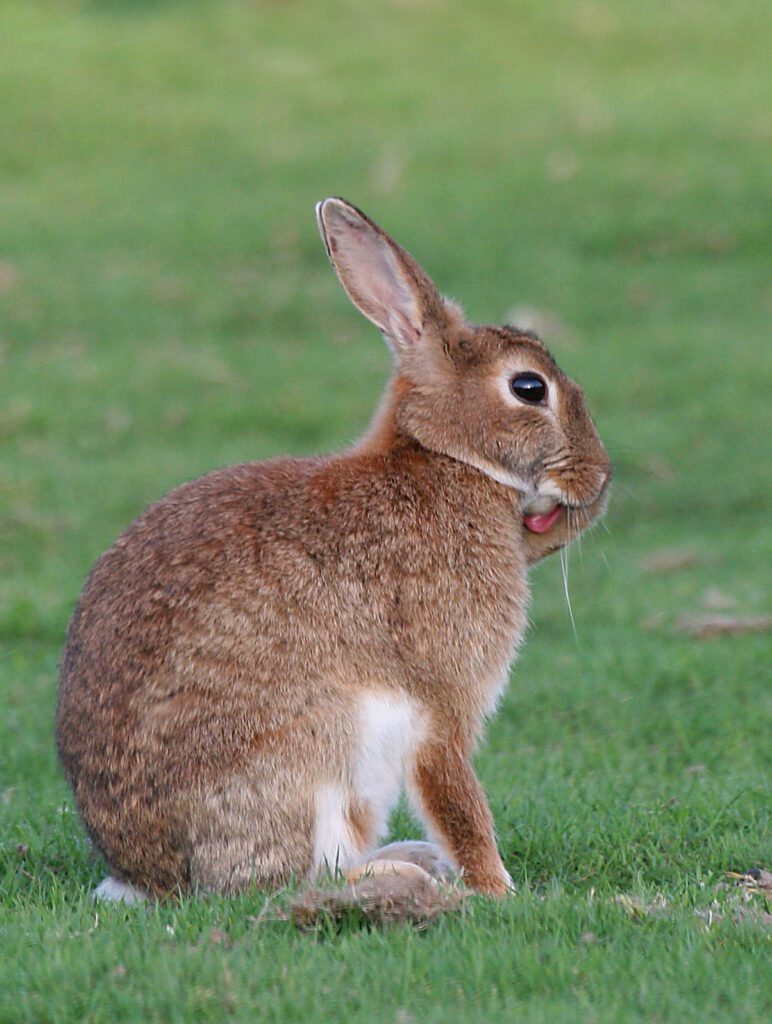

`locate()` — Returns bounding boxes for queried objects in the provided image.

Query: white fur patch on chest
[353,690,427,841]
[310,690,427,878]
[481,664,512,720]
[481,632,526,719]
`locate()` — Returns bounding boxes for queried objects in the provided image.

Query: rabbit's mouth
[522,502,562,534]
[521,494,563,534]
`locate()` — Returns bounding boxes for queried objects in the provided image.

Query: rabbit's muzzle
[521,458,611,535]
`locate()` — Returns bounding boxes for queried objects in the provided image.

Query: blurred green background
[0,2,770,1022]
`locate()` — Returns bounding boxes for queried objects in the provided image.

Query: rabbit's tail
[91,875,148,905]
[290,860,464,929]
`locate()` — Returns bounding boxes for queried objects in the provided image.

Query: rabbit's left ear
[316,197,453,356]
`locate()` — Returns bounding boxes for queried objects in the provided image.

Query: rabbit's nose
[595,464,612,497]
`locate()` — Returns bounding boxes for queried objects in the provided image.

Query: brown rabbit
[56,198,610,905]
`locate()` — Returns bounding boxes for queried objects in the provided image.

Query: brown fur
[56,198,610,901]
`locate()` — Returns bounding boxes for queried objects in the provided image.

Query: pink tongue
[523,505,562,534]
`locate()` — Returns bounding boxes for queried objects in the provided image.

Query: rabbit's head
[317,198,610,540]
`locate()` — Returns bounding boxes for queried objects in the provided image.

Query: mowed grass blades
[0,1,770,1021]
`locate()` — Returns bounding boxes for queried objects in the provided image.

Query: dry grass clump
[290,873,465,930]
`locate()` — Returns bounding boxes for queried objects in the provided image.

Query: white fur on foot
[311,784,360,877]
[92,876,148,905]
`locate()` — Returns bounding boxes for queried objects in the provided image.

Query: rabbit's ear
[316,197,452,356]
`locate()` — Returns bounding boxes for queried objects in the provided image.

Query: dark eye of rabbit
[510,373,547,405]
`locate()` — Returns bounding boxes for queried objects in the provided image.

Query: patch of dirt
[0,260,21,294]
[725,867,772,894]
[613,892,669,918]
[701,587,737,611]
[612,870,772,930]
[640,548,698,574]
[677,614,772,639]
[696,869,772,928]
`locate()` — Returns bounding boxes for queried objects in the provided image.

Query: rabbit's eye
[510,373,547,405]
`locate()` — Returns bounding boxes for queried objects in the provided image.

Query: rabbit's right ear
[316,198,455,357]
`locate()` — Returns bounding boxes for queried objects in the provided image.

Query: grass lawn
[0,1,770,1021]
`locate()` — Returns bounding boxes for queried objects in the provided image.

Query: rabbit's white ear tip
[316,197,340,235]
[317,197,363,229]
[315,199,327,232]
[316,197,340,217]
[316,199,339,253]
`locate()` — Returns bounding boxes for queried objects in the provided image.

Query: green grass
[1,0,770,1020]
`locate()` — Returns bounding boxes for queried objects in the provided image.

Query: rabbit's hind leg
[188,769,316,895]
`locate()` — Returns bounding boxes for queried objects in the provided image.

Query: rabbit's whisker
[560,542,577,642]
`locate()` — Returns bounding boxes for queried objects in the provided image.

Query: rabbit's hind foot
[344,841,458,886]
[366,840,457,882]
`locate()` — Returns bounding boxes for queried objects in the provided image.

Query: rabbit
[56,197,610,904]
